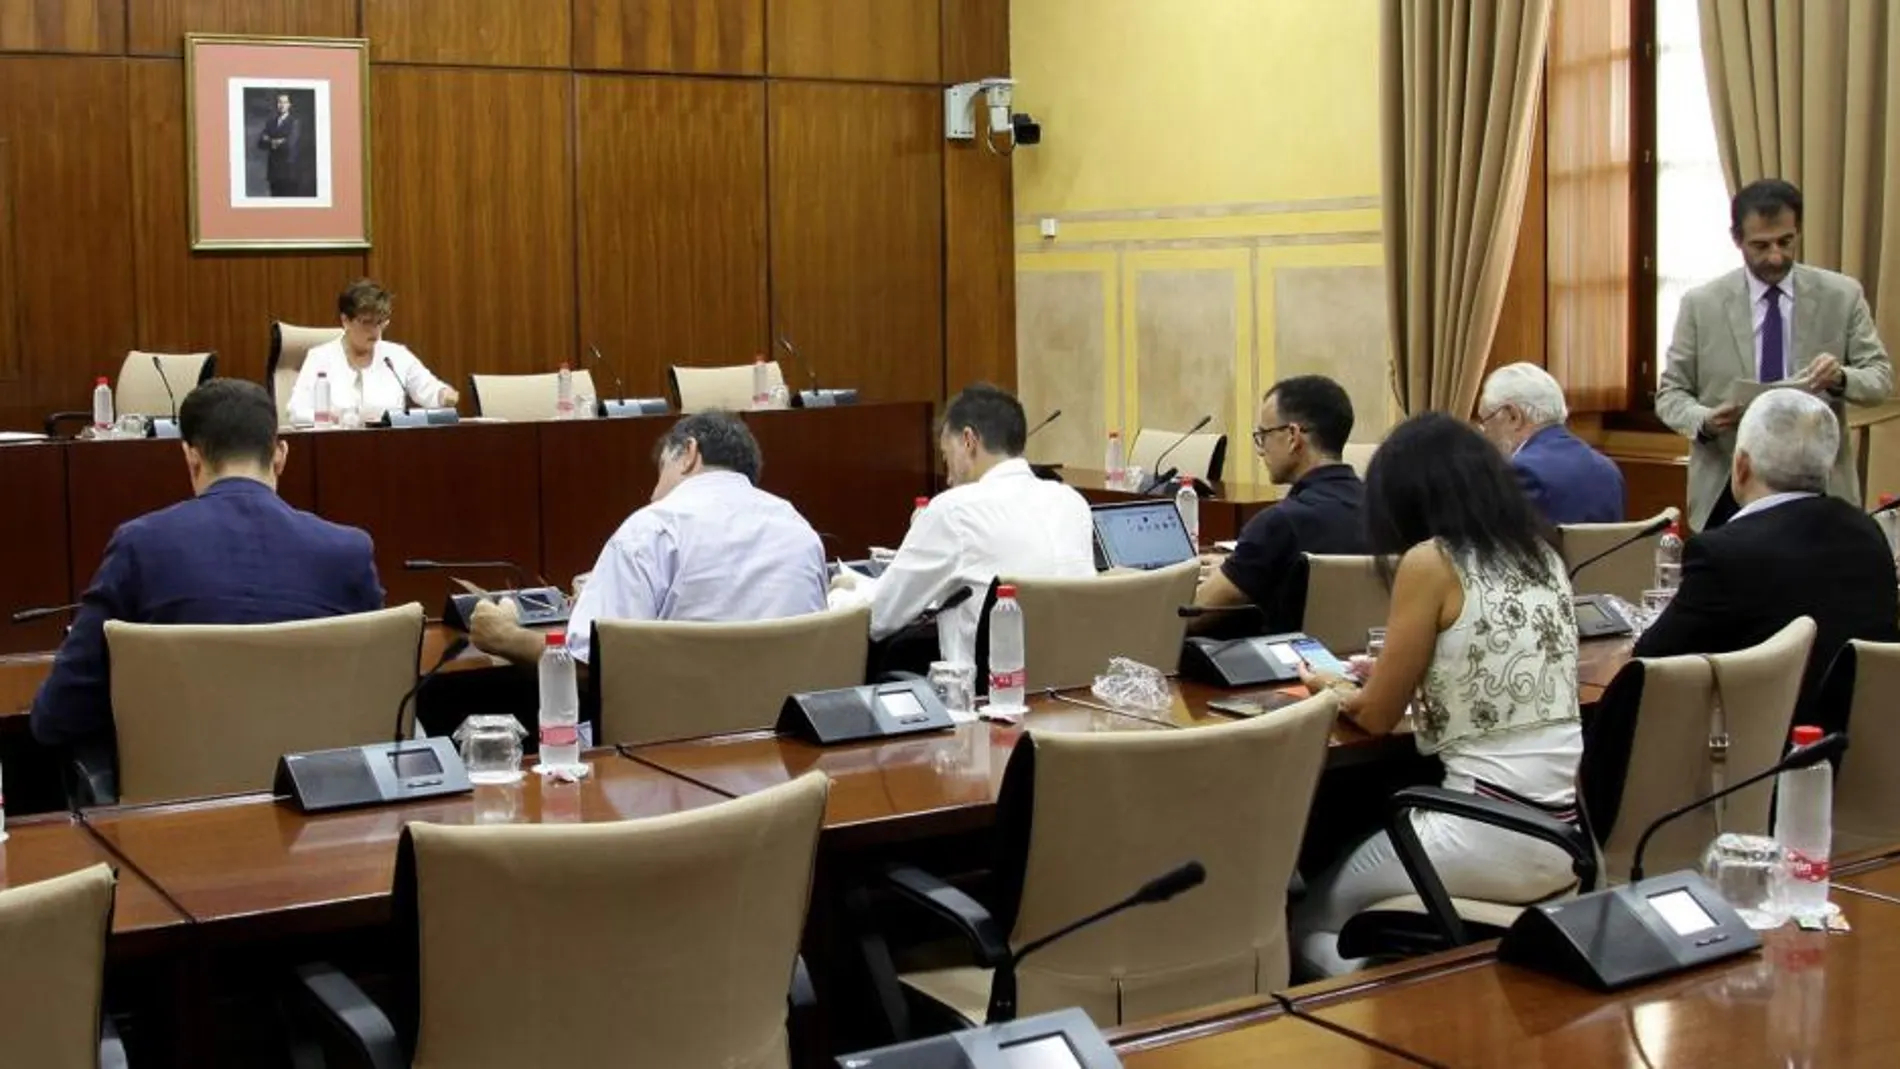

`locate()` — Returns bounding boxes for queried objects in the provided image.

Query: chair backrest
[593,606,869,745]
[1128,429,1228,483]
[1826,640,1900,854]
[1342,443,1379,477]
[115,350,217,417]
[669,362,785,413]
[1300,554,1389,654]
[1559,508,1680,604]
[401,772,827,1069]
[270,322,344,425]
[998,693,1337,1025]
[1001,561,1200,690]
[1591,616,1815,882]
[0,864,115,1069]
[105,604,425,804]
[468,370,600,421]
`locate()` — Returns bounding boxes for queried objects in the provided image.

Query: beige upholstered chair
[104,604,425,804]
[0,864,119,1069]
[1342,442,1379,477]
[468,370,600,421]
[296,772,829,1069]
[115,350,217,417]
[1128,428,1228,483]
[670,361,785,413]
[1300,554,1389,653]
[270,322,344,426]
[1559,508,1680,604]
[996,561,1200,690]
[1822,640,1900,855]
[885,693,1337,1030]
[593,606,869,745]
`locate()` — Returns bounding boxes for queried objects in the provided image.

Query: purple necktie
[1762,286,1785,381]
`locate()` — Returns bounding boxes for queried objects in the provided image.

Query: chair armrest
[66,747,118,809]
[100,1017,127,1069]
[44,412,89,438]
[293,963,404,1069]
[884,865,1012,967]
[1384,786,1600,948]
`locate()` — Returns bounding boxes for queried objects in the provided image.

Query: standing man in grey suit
[1656,179,1891,530]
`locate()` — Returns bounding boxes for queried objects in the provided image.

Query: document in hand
[1725,378,1797,409]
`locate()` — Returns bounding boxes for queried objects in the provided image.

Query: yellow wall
[1011,0,1393,481]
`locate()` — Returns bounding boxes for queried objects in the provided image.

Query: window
[1653,0,1733,386]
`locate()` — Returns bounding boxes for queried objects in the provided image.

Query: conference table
[0,403,937,654]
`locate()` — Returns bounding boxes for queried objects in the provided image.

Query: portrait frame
[185,34,371,251]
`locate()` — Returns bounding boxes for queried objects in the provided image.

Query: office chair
[45,351,218,437]
[468,370,601,421]
[269,323,344,426]
[669,361,785,413]
[0,863,125,1069]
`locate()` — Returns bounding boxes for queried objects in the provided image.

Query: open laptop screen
[1092,501,1196,571]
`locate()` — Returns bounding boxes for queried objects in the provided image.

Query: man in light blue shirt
[469,412,827,665]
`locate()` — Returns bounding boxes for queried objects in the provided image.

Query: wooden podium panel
[0,443,70,652]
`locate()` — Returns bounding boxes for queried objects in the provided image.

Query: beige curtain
[1383,0,1554,417]
[1700,0,1900,346]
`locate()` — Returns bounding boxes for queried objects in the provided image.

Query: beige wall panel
[1135,268,1236,445]
[1017,271,1105,470]
[1273,265,1391,443]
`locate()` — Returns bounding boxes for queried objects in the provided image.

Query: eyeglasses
[351,315,390,329]
[1252,423,1301,449]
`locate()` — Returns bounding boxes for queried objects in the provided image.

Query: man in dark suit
[31,379,384,749]
[1477,362,1625,524]
[1635,387,1899,724]
[257,91,303,197]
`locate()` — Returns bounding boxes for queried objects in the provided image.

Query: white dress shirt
[564,470,828,663]
[286,339,452,424]
[837,457,1095,664]
[1747,270,1796,380]
[1730,489,1818,522]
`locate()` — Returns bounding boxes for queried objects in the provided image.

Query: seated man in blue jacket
[31,378,384,749]
[1476,362,1626,524]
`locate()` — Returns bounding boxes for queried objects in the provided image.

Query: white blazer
[286,339,452,424]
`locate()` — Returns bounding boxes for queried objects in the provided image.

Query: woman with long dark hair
[1291,412,1582,977]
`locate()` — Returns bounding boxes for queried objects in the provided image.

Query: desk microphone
[1628,730,1846,881]
[777,334,816,394]
[985,860,1205,1022]
[588,344,626,408]
[1025,409,1062,440]
[391,636,470,751]
[11,602,81,625]
[382,355,411,414]
[1566,514,1674,579]
[151,355,179,425]
[1141,415,1213,494]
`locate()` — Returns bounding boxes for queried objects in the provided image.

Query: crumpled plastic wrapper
[1090,657,1172,713]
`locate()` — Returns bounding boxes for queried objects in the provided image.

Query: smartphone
[1206,691,1304,718]
[1286,636,1347,675]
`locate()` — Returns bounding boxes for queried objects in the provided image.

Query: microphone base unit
[600,397,670,418]
[777,680,955,745]
[444,588,570,633]
[794,388,859,409]
[1180,631,1345,688]
[836,1007,1121,1069]
[1497,870,1760,991]
[1572,594,1635,638]
[380,407,459,428]
[274,736,473,814]
[150,418,181,440]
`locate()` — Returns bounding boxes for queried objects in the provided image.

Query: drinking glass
[455,715,526,785]
[1639,587,1676,630]
[1701,833,1789,930]
[928,660,977,719]
[114,414,148,439]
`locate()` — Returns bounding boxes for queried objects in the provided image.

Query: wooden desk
[1,813,189,953]
[1061,467,1284,544]
[1119,1014,1411,1067]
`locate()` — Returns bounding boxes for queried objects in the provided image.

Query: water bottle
[752,355,771,409]
[555,363,575,420]
[987,584,1027,716]
[1654,521,1683,591]
[769,382,791,409]
[1175,475,1200,549]
[313,372,334,427]
[537,630,583,772]
[1105,431,1126,488]
[1774,724,1833,921]
[91,377,114,436]
[910,496,929,528]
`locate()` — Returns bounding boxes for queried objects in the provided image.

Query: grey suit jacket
[1655,263,1891,529]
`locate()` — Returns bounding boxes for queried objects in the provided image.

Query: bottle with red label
[536,630,583,773]
[986,584,1027,717]
[1774,724,1833,921]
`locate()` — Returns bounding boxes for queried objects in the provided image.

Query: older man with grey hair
[469,411,827,666]
[1477,362,1624,523]
[1636,388,1898,726]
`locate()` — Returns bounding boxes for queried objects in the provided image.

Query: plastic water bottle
[987,584,1027,716]
[910,496,929,528]
[1774,724,1834,921]
[769,382,791,409]
[91,377,114,436]
[1654,521,1683,591]
[1175,474,1200,549]
[537,630,583,772]
[752,355,771,409]
[313,372,334,427]
[1105,431,1126,488]
[555,363,575,420]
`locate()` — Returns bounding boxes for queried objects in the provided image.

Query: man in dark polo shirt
[1191,375,1368,633]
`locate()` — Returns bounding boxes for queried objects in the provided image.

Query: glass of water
[928,660,977,719]
[1639,587,1676,629]
[454,715,526,784]
[114,414,148,439]
[1701,832,1789,930]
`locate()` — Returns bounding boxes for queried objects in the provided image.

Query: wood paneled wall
[0,0,1014,432]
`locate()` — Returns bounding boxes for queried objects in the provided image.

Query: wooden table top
[78,751,726,938]
[1838,858,1900,902]
[1119,1014,1413,1067]
[0,814,188,948]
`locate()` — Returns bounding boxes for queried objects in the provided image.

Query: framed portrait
[185,35,370,251]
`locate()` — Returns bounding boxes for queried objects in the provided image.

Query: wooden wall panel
[770,82,943,403]
[1489,88,1547,383]
[575,0,764,74]
[0,0,124,54]
[368,68,576,387]
[129,0,357,57]
[944,142,1014,392]
[0,139,15,381]
[365,0,570,68]
[767,0,939,83]
[578,76,767,396]
[128,60,364,381]
[0,57,136,432]
[942,0,1009,84]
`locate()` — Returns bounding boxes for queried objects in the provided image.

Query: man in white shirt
[286,279,459,425]
[469,411,827,665]
[831,383,1094,664]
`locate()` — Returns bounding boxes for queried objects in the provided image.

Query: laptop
[1091,500,1198,571]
